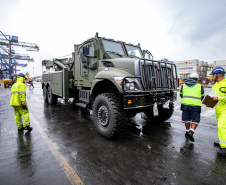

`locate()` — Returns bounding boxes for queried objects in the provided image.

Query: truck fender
[95,68,132,79]
[91,69,132,94]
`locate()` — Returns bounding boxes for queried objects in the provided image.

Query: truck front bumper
[123,91,177,110]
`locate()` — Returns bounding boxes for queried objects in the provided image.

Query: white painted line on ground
[30,112,84,185]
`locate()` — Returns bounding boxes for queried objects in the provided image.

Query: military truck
[42,33,178,138]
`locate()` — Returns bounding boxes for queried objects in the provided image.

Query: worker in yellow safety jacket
[180,73,204,142]
[10,73,32,132]
[209,66,226,157]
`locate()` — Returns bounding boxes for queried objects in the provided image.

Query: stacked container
[213,60,226,71]
[174,59,213,79]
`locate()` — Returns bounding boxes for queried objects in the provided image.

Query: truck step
[79,90,90,103]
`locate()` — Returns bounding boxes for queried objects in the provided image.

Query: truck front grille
[138,60,177,91]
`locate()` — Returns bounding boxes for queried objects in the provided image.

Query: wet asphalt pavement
[0,82,226,185]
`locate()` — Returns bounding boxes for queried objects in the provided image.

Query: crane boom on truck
[42,33,178,138]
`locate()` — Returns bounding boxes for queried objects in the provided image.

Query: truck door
[80,44,98,86]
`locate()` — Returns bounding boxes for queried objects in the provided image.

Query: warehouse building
[174,59,213,80]
[213,60,226,69]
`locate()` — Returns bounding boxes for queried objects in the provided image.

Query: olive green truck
[42,33,178,138]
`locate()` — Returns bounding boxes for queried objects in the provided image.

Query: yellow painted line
[30,112,84,185]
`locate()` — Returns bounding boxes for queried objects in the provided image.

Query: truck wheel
[47,86,58,105]
[43,85,48,102]
[93,93,126,138]
[144,102,174,122]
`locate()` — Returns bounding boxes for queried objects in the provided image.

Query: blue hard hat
[17,73,25,78]
[210,66,225,75]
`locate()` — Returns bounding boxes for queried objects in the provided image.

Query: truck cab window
[125,44,143,58]
[144,53,151,59]
[102,39,125,56]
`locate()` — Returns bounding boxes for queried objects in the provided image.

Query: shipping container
[199,61,204,66]
[214,60,226,66]
[174,60,199,66]
[178,66,198,71]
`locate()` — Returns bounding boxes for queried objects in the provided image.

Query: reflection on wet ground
[17,132,35,178]
[1,82,226,184]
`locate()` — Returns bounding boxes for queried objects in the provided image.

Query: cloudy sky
[1,0,226,77]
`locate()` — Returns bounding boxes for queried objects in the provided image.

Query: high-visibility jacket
[181,83,202,106]
[212,78,226,113]
[10,76,27,106]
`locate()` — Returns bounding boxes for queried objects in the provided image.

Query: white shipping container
[200,66,209,71]
[178,66,198,71]
[174,60,199,66]
[214,60,226,66]
[178,71,196,75]
[199,61,204,66]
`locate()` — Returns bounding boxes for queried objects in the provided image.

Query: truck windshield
[102,39,125,56]
[125,44,143,58]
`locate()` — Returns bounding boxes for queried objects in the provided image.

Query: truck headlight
[114,77,142,91]
[126,82,135,91]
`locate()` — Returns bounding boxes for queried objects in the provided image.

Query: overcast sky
[1,0,226,77]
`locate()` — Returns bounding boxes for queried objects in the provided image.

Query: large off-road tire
[144,102,174,122]
[93,93,127,138]
[47,85,58,105]
[43,85,48,102]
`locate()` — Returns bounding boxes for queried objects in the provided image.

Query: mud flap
[163,100,170,109]
[153,102,159,117]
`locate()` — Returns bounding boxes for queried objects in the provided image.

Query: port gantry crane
[0,30,39,79]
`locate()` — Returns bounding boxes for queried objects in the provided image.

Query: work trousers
[13,106,30,129]
[216,113,226,148]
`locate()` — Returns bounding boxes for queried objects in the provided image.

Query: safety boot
[185,131,189,138]
[24,126,33,131]
[187,130,195,142]
[217,148,226,157]
[214,142,220,147]
[18,128,24,133]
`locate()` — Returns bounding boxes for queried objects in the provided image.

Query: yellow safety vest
[10,76,27,106]
[181,83,202,106]
[212,78,226,113]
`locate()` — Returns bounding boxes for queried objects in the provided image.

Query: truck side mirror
[83,46,89,55]
[83,46,94,56]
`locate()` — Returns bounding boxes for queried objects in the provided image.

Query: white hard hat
[189,73,199,79]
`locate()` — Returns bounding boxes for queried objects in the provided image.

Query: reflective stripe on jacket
[10,76,26,106]
[181,83,202,106]
[212,78,226,113]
